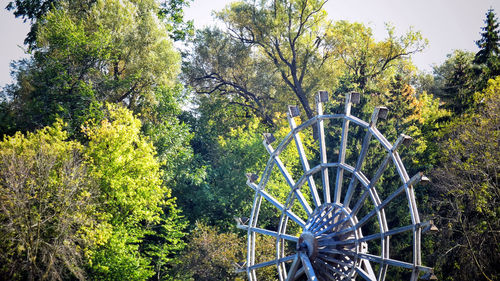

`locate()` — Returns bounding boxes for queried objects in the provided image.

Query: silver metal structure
[236,91,436,281]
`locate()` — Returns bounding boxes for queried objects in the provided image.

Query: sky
[1,0,500,87]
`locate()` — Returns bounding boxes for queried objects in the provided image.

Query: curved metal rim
[243,93,432,281]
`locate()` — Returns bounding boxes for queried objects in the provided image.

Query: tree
[5,0,192,46]
[0,104,188,281]
[0,122,96,281]
[474,9,500,65]
[2,0,181,137]
[158,0,194,41]
[215,0,333,120]
[174,222,276,281]
[184,0,426,128]
[474,9,500,91]
[432,50,476,114]
[174,222,244,281]
[330,21,426,91]
[183,28,280,127]
[83,104,186,281]
[6,0,63,47]
[430,77,500,281]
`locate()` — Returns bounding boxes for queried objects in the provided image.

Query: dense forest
[0,0,498,280]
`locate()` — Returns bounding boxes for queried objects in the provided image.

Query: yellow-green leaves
[83,104,166,226]
[82,104,185,280]
[0,120,93,281]
[0,104,186,280]
[430,76,500,280]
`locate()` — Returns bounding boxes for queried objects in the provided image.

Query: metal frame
[237,92,436,281]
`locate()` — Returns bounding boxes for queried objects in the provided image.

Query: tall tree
[216,0,333,120]
[185,0,426,127]
[330,21,426,91]
[474,9,500,65]
[0,122,96,281]
[474,8,500,91]
[183,28,280,127]
[83,104,186,281]
[432,50,476,114]
[5,0,192,46]
[430,76,500,281]
[2,0,181,137]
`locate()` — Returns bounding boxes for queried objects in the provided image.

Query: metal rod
[299,253,318,281]
[248,182,306,228]
[334,93,353,203]
[355,266,377,281]
[237,225,299,242]
[264,141,313,216]
[316,94,331,203]
[247,255,296,271]
[285,254,301,281]
[287,112,322,208]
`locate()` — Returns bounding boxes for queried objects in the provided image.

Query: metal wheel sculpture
[236,92,437,281]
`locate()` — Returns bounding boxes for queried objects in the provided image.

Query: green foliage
[430,76,500,281]
[174,222,244,281]
[158,0,193,41]
[329,21,426,91]
[429,9,500,117]
[174,222,276,281]
[83,104,186,280]
[184,0,427,131]
[432,50,476,114]
[6,0,193,46]
[6,0,61,47]
[0,121,95,281]
[182,27,280,126]
[215,0,333,119]
[0,104,187,281]
[176,112,268,227]
[2,0,181,137]
[83,104,166,227]
[474,9,500,91]
[3,1,192,278]
[475,9,500,65]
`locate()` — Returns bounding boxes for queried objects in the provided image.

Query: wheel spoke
[263,142,313,216]
[247,181,306,228]
[343,106,384,207]
[356,252,432,272]
[237,224,299,242]
[350,142,396,218]
[316,254,354,270]
[247,255,296,271]
[310,209,343,233]
[314,259,347,279]
[356,266,377,281]
[356,172,425,231]
[315,211,353,237]
[285,254,301,281]
[288,107,322,208]
[361,259,377,280]
[334,93,354,203]
[316,92,331,203]
[300,253,319,281]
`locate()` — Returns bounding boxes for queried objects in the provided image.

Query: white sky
[1,0,500,86]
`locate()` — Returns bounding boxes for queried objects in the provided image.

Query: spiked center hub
[297,231,318,259]
[298,203,362,279]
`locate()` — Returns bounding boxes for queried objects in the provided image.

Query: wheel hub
[298,203,362,279]
[297,231,318,259]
